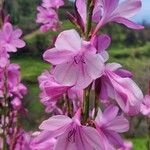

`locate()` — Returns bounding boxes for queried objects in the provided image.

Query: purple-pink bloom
[95,105,129,149]
[36,6,59,32]
[30,132,56,150]
[76,0,143,34]
[76,0,102,26]
[12,129,32,150]
[31,110,105,150]
[43,29,105,89]
[92,34,111,62]
[0,23,25,52]
[11,97,22,110]
[97,63,143,115]
[93,0,144,34]
[38,71,70,112]
[42,0,64,9]
[0,63,27,99]
[141,95,150,118]
[0,47,9,68]
[119,140,133,150]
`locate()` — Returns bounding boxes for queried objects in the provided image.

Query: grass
[131,137,147,150]
[11,56,49,83]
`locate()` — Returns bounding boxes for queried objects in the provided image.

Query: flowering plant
[0,0,147,150]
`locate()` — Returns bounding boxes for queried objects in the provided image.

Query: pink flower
[76,0,143,34]
[30,132,56,150]
[43,29,105,89]
[11,97,22,110]
[0,23,25,52]
[141,95,150,118]
[38,71,70,112]
[13,129,32,150]
[95,105,129,149]
[38,71,83,114]
[93,0,144,34]
[97,63,143,115]
[31,110,105,150]
[36,6,59,32]
[92,34,111,62]
[38,71,70,101]
[119,140,133,150]
[11,83,27,99]
[0,47,9,68]
[76,0,102,26]
[42,0,64,9]
[0,63,27,99]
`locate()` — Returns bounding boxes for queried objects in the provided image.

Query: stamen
[67,128,76,143]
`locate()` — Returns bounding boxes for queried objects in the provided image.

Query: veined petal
[45,85,69,100]
[55,29,81,51]
[76,0,86,25]
[78,126,105,150]
[102,0,119,14]
[114,0,142,18]
[12,39,25,48]
[105,131,124,148]
[106,63,122,72]
[85,53,104,80]
[31,131,56,148]
[75,62,92,89]
[13,29,23,38]
[107,71,143,115]
[54,130,77,150]
[106,116,129,133]
[112,17,144,29]
[101,106,119,124]
[39,115,72,131]
[43,48,74,65]
[97,34,111,53]
[3,23,13,35]
[31,133,56,150]
[53,61,79,86]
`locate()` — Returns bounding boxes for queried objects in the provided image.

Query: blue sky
[69,0,150,23]
[133,0,150,23]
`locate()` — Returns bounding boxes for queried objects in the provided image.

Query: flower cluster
[36,0,64,32]
[0,21,28,149]
[32,0,144,149]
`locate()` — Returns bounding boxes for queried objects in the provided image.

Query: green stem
[85,0,94,40]
[82,0,94,123]
[66,95,73,118]
[147,118,150,150]
[83,84,92,123]
[94,94,99,118]
[2,68,8,150]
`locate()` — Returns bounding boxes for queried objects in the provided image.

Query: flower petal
[78,126,105,150]
[97,34,111,53]
[39,115,72,131]
[106,116,129,133]
[55,29,81,51]
[53,61,79,86]
[114,0,142,18]
[85,53,104,79]
[76,0,86,25]
[43,48,74,65]
[112,17,144,30]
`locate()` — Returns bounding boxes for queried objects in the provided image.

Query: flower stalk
[147,118,150,150]
[83,83,92,123]
[2,68,8,150]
